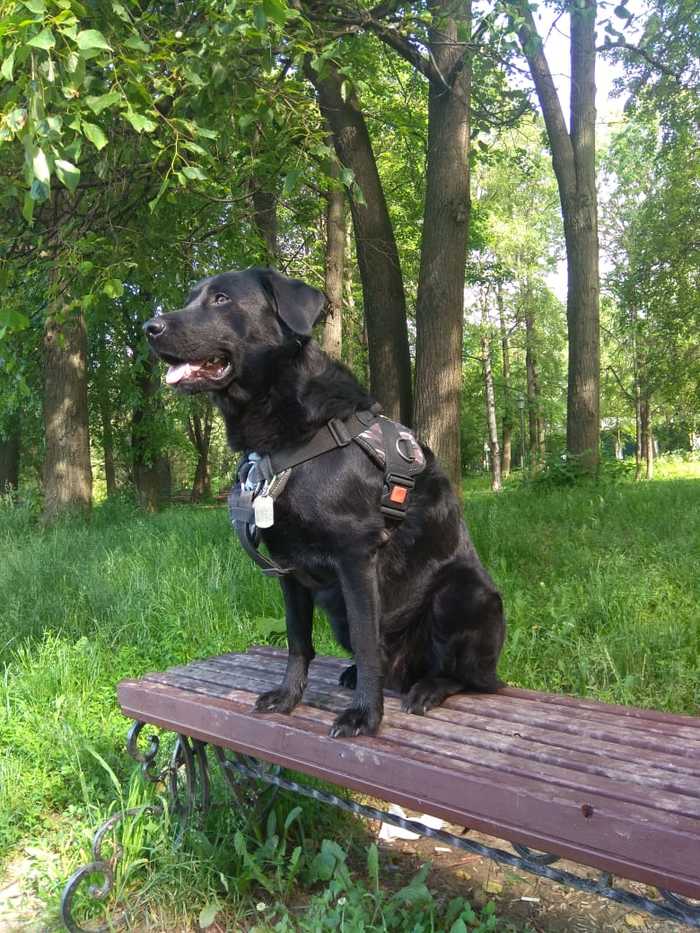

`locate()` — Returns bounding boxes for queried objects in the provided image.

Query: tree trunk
[0,413,20,495]
[513,0,600,472]
[132,350,168,511]
[308,60,412,424]
[497,286,512,478]
[251,186,279,264]
[42,302,93,522]
[322,162,345,360]
[640,398,653,480]
[524,295,545,468]
[481,322,502,493]
[413,0,472,490]
[99,392,117,496]
[188,398,214,502]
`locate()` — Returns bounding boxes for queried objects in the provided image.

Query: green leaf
[238,113,255,132]
[1,48,15,81]
[193,126,218,139]
[29,178,49,201]
[181,165,206,181]
[253,3,267,29]
[32,147,50,185]
[22,0,46,13]
[198,903,219,929]
[123,110,157,133]
[263,0,288,26]
[86,91,121,114]
[103,278,124,298]
[27,28,56,50]
[76,29,111,51]
[148,174,169,212]
[283,805,303,832]
[82,121,108,150]
[112,1,131,21]
[339,167,354,188]
[55,158,80,192]
[6,108,27,133]
[22,192,34,223]
[367,843,379,890]
[124,35,150,52]
[0,307,30,333]
[449,920,468,933]
[282,168,301,196]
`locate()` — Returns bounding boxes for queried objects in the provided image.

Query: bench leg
[60,722,211,932]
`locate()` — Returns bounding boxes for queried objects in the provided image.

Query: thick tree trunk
[132,350,168,511]
[322,165,345,360]
[0,413,20,495]
[413,0,472,490]
[481,320,502,493]
[497,286,512,478]
[513,0,600,472]
[188,398,214,502]
[42,304,92,522]
[308,60,412,424]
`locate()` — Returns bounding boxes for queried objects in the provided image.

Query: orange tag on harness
[389,484,408,504]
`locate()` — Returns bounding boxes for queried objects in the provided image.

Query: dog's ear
[260,268,326,337]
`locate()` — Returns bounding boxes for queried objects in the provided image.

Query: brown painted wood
[164,656,700,797]
[119,648,700,899]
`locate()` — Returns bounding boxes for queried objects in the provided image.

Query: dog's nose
[143,318,166,338]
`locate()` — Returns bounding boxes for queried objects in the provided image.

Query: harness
[228,405,426,577]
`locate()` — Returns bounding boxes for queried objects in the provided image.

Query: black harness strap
[228,404,425,578]
[269,406,381,474]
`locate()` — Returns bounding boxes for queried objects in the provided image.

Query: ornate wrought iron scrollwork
[61,724,213,932]
[60,804,162,933]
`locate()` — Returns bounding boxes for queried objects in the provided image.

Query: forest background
[0,0,698,511]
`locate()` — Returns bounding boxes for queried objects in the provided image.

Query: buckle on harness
[328,417,352,446]
[381,472,415,520]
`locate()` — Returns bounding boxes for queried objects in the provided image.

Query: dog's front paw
[329,705,382,738]
[254,688,300,715]
[338,664,357,689]
[401,680,447,716]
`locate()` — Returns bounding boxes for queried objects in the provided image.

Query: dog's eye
[213,293,229,305]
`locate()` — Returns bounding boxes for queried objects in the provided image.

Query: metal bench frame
[61,673,700,932]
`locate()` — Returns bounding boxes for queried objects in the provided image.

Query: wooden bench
[62,646,700,930]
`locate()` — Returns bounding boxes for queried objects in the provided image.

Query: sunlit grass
[1,459,698,925]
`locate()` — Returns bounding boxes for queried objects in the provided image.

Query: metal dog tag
[253,494,274,528]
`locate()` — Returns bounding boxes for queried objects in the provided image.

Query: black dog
[145,268,506,737]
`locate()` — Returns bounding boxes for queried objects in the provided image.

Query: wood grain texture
[118,647,700,898]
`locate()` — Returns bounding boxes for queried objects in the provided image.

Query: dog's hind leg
[255,577,315,715]
[402,566,505,715]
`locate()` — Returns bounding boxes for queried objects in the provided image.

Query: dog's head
[143,267,326,394]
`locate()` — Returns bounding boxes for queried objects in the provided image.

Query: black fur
[145,267,506,738]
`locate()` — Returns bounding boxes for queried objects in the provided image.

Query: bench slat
[119,648,700,899]
[144,663,700,818]
[182,656,700,795]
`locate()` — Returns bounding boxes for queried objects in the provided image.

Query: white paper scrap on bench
[378,805,444,841]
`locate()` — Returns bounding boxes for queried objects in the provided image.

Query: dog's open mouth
[164,356,232,388]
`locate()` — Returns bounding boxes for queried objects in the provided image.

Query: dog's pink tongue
[166,362,198,385]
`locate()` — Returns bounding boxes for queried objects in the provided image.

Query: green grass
[1,460,699,927]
